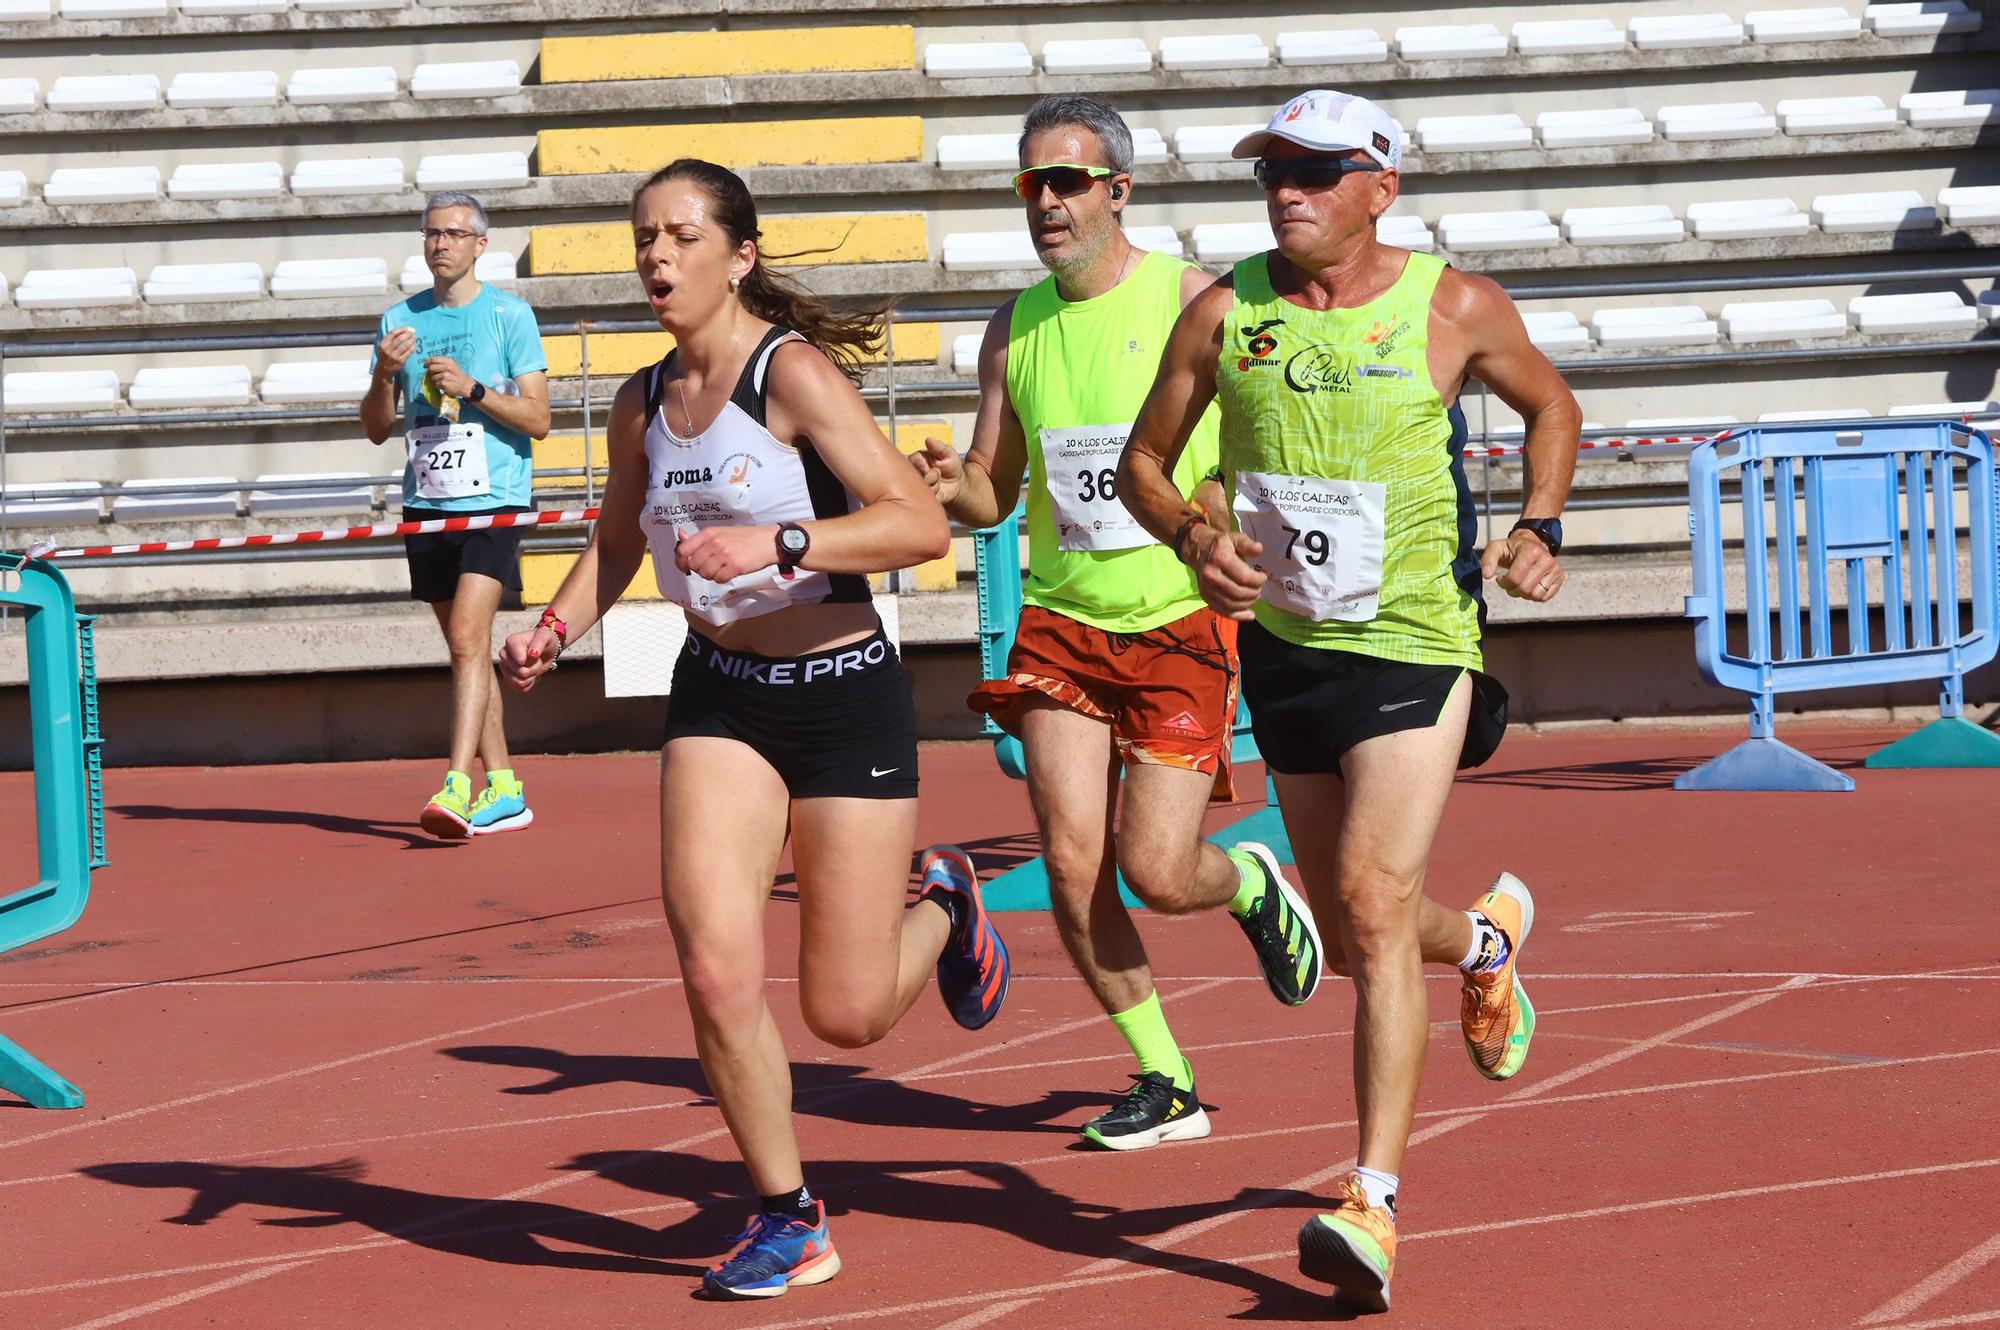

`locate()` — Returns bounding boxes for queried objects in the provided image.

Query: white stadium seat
[259,360,373,403]
[1590,306,1720,348]
[1937,185,2000,226]
[1127,225,1184,258]
[60,0,167,16]
[1160,33,1269,71]
[942,231,1037,272]
[1628,13,1746,48]
[936,134,1016,171]
[290,157,407,197]
[1522,311,1591,352]
[1865,1,1981,35]
[297,0,405,10]
[1377,214,1435,251]
[286,68,398,104]
[1174,124,1263,163]
[921,42,1033,78]
[142,262,263,304]
[950,334,980,376]
[1810,189,1936,232]
[1759,409,1872,421]
[1899,89,2000,128]
[1560,205,1685,245]
[1416,114,1531,153]
[0,0,54,17]
[129,365,255,409]
[415,151,529,191]
[166,161,285,201]
[1536,107,1653,148]
[1685,198,1811,240]
[1512,18,1626,54]
[180,0,286,13]
[1,370,121,413]
[1718,298,1846,343]
[167,71,281,109]
[1658,102,1778,140]
[1395,23,1506,59]
[399,252,517,292]
[1276,29,1388,65]
[0,483,102,524]
[1436,210,1560,251]
[1131,128,1168,166]
[0,78,39,114]
[411,61,522,100]
[249,473,375,519]
[1776,95,1898,134]
[269,257,389,299]
[1041,38,1150,75]
[42,166,161,205]
[0,170,25,207]
[1625,416,1740,431]
[1890,399,2000,418]
[113,478,240,524]
[1981,292,2000,325]
[15,267,138,309]
[1746,7,1864,42]
[47,74,161,112]
[1190,221,1273,264]
[1846,291,1979,334]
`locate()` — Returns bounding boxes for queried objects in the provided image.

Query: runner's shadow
[80,1159,701,1276]
[442,1044,1103,1135]
[110,803,455,851]
[1461,748,1867,791]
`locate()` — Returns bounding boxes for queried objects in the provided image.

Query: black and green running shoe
[1080,1065,1211,1152]
[1226,841,1324,1006]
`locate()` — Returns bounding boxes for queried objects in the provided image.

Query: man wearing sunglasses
[1119,88,1581,1311]
[912,96,1324,1153]
[363,191,551,839]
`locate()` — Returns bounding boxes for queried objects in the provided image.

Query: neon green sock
[485,768,520,794]
[1108,992,1191,1090]
[1225,849,1263,918]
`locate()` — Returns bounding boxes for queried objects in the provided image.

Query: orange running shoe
[1461,872,1536,1081]
[1297,1171,1396,1311]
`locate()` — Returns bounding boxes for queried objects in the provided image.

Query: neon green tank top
[1006,249,1222,633]
[1215,250,1482,668]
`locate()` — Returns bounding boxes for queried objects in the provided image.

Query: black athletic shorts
[664,625,920,799]
[404,504,529,608]
[1238,619,1509,775]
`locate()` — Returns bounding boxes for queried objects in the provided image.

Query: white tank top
[638,327,870,626]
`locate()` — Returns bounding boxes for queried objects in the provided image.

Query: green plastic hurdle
[1,554,107,1109]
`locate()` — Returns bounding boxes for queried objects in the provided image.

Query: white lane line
[1861,1231,2000,1325]
[58,1261,310,1330]
[0,980,675,1154]
[928,1297,1041,1330]
[1867,1312,2000,1330]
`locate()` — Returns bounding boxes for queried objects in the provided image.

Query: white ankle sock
[1459,910,1509,974]
[1354,1166,1399,1216]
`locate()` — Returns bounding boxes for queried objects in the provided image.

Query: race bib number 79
[1232,470,1386,622]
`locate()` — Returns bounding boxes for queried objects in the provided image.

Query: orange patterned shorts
[968,604,1239,801]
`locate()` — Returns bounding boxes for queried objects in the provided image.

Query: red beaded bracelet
[537,609,568,653]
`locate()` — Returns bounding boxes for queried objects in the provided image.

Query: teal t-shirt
[372,284,547,511]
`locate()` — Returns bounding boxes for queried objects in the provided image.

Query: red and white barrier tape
[49,505,602,560]
[1462,429,1734,459]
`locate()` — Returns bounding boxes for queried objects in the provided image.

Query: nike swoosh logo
[871,766,900,777]
[1378,698,1428,712]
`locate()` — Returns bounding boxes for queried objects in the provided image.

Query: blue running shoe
[920,845,1009,1030]
[469,775,532,835]
[698,1203,840,1301]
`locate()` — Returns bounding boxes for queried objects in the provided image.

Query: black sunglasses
[1012,163,1116,200]
[1253,156,1384,191]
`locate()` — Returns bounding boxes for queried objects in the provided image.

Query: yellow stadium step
[541,25,915,83]
[542,323,940,380]
[530,213,927,278]
[538,116,922,176]
[533,434,610,482]
[522,551,664,606]
[875,419,958,593]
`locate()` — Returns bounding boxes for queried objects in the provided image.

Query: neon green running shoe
[469,775,533,835]
[1297,1171,1396,1312]
[421,770,473,840]
[1462,872,1537,1081]
[1225,842,1324,1006]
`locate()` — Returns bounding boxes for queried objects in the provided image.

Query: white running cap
[1232,89,1402,171]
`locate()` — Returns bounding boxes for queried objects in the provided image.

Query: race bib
[409,422,490,500]
[1042,424,1150,552]
[1232,470,1386,622]
[640,470,797,626]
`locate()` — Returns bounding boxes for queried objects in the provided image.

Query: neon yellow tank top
[1215,250,1482,668]
[1006,249,1222,633]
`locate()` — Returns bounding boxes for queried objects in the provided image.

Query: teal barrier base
[0,1031,84,1110]
[1864,716,2000,768]
[1674,737,1854,792]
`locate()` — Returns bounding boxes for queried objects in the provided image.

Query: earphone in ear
[1110,183,1125,199]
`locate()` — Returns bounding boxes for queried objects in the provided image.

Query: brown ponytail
[631,158,885,386]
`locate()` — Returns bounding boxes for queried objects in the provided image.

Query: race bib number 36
[1233,470,1387,622]
[1042,424,1149,552]
[409,422,491,500]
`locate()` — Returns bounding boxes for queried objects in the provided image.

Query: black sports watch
[1509,517,1563,556]
[775,521,810,572]
[468,382,487,404]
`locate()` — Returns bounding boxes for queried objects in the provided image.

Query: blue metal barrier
[1677,422,2000,791]
[968,521,1290,910]
[0,554,107,1108]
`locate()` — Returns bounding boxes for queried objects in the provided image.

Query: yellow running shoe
[1461,871,1536,1081]
[420,770,473,841]
[1297,1171,1396,1312]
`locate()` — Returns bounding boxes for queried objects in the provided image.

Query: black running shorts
[663,625,920,800]
[1238,619,1509,775]
[403,504,529,608]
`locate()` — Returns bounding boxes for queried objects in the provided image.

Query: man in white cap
[1117,88,1581,1312]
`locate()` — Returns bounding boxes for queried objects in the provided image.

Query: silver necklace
[673,321,748,437]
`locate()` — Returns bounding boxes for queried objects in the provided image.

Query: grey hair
[422,191,489,235]
[1018,95,1135,173]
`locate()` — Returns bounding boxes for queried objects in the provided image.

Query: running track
[2,725,1997,1328]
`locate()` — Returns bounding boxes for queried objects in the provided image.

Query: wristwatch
[468,382,487,404]
[1509,517,1563,556]
[775,521,810,572]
